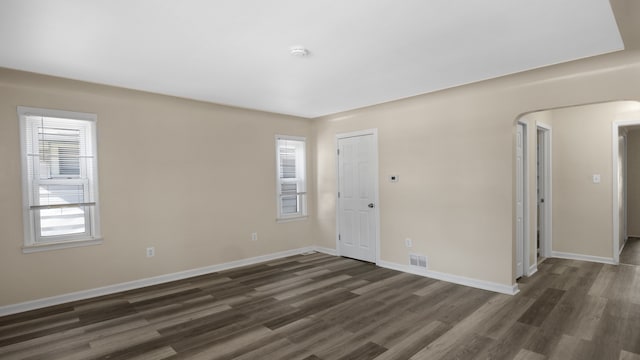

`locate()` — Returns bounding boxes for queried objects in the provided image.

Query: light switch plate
[592,174,601,184]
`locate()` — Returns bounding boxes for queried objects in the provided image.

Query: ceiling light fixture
[290,46,309,57]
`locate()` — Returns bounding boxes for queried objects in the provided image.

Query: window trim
[18,106,102,253]
[275,134,307,221]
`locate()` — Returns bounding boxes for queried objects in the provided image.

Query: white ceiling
[0,0,624,118]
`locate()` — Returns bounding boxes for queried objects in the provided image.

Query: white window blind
[276,136,307,219]
[19,106,101,248]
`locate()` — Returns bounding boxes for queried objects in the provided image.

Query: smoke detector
[290,46,309,57]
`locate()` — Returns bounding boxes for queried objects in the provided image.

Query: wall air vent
[410,253,428,269]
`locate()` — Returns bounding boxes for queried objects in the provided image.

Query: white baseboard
[527,263,538,276]
[0,246,318,317]
[377,260,519,295]
[1,246,522,316]
[551,251,616,265]
[314,246,337,256]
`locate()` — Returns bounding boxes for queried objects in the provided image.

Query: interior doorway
[336,129,379,263]
[517,101,640,270]
[537,124,551,261]
[618,130,628,254]
[615,121,640,264]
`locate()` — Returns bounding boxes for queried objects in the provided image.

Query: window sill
[23,237,103,254]
[276,216,308,223]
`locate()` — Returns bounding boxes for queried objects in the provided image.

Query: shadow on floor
[620,237,640,266]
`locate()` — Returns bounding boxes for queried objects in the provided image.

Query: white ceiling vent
[290,46,309,57]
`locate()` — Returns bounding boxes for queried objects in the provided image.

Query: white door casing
[618,132,627,252]
[516,123,525,278]
[336,130,378,263]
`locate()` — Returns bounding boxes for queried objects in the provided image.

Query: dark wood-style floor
[1,253,639,360]
[621,237,640,266]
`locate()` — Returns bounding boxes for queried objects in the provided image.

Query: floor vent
[409,254,428,269]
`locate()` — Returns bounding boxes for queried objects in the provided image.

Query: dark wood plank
[336,341,387,360]
[517,287,566,326]
[1,253,639,360]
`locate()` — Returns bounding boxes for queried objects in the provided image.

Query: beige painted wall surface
[0,69,314,306]
[627,130,640,237]
[313,50,640,287]
[546,102,640,259]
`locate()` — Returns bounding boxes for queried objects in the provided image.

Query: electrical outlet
[251,232,258,241]
[146,247,155,258]
[405,238,412,248]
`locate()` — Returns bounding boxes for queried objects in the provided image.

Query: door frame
[335,128,380,264]
[612,119,640,264]
[516,121,530,278]
[537,122,552,259]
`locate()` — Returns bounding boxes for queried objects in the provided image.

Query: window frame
[18,106,102,253]
[275,135,307,221]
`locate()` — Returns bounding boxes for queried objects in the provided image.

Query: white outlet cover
[592,174,601,184]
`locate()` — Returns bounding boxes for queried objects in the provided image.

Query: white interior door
[516,123,525,278]
[337,133,377,262]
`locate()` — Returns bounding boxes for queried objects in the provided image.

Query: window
[18,106,101,252]
[276,135,307,220]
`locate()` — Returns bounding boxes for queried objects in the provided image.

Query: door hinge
[338,192,340,198]
[337,149,340,156]
[338,234,341,241]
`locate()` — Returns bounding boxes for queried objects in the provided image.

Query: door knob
[368,203,375,208]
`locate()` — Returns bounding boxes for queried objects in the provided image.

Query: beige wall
[0,69,314,306]
[627,130,640,236]
[313,49,640,287]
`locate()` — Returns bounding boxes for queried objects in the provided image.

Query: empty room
[1,0,639,359]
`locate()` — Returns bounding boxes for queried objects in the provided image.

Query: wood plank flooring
[0,253,639,359]
[621,237,640,266]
